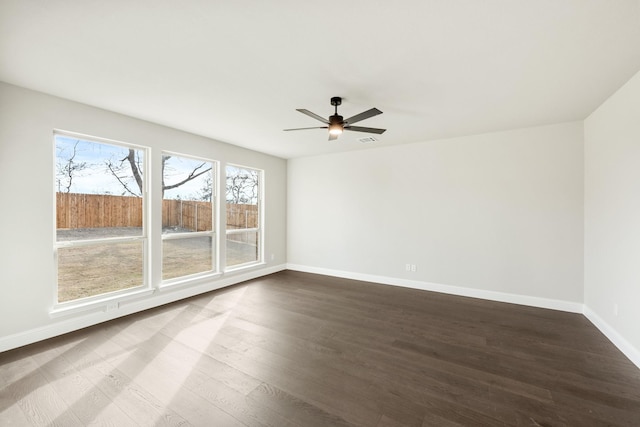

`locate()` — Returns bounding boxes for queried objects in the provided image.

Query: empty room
[1,1,640,426]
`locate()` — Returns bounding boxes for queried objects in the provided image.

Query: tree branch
[106,161,139,197]
[164,164,211,191]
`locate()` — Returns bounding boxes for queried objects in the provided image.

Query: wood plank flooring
[2,270,640,426]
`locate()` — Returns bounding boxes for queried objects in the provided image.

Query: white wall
[584,69,640,366]
[0,82,287,351]
[288,122,584,310]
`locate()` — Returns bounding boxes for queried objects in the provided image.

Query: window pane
[226,166,258,231]
[57,241,144,302]
[55,135,144,241]
[162,236,214,280]
[162,155,214,234]
[226,231,259,267]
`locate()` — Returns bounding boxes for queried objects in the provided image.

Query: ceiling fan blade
[344,108,383,125]
[296,109,329,124]
[283,126,328,131]
[328,133,339,141]
[344,125,386,134]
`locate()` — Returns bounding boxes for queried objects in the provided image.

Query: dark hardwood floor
[2,270,640,426]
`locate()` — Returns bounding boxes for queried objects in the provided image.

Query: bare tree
[161,155,211,199]
[197,173,213,202]
[56,140,87,193]
[226,168,258,204]
[106,151,211,197]
[105,149,144,196]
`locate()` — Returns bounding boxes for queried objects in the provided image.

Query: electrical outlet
[270,253,275,261]
[411,264,417,272]
[106,302,119,312]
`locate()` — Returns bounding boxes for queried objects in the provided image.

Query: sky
[55,134,212,200]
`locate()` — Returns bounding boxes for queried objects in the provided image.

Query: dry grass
[57,241,143,302]
[57,227,257,302]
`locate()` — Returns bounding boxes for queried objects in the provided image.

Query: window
[162,153,217,281]
[54,131,148,304]
[54,131,266,309]
[225,165,262,268]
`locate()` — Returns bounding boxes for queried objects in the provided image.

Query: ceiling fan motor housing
[329,114,344,125]
[330,97,344,131]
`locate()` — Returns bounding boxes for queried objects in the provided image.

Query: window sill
[224,261,267,274]
[159,271,223,290]
[50,288,155,318]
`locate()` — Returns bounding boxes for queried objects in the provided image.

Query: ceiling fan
[284,97,386,141]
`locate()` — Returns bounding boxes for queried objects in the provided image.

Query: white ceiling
[2,1,640,159]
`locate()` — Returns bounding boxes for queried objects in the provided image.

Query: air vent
[357,136,378,144]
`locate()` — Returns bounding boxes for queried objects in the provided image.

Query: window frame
[51,131,268,316]
[52,130,151,313]
[224,163,264,270]
[160,151,219,285]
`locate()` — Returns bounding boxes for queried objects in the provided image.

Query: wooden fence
[56,193,258,231]
[162,199,213,231]
[56,193,143,229]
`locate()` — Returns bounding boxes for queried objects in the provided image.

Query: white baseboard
[583,306,640,370]
[286,264,583,313]
[0,264,286,353]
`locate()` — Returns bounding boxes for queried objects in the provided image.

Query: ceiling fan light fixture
[328,123,343,135]
[328,112,344,135]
